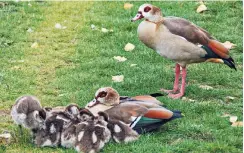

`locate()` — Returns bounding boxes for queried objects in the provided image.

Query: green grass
[0,1,242,153]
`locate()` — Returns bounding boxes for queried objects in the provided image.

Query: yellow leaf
[31,42,39,48]
[229,116,238,123]
[124,3,133,10]
[112,75,124,82]
[113,56,127,62]
[231,121,243,127]
[196,2,207,13]
[124,43,135,52]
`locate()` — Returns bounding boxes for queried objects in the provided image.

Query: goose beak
[131,13,144,22]
[87,99,99,108]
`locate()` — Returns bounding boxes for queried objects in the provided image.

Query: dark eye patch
[98,91,107,98]
[144,6,151,12]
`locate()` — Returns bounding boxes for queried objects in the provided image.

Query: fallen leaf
[225,96,235,102]
[55,23,66,29]
[229,116,238,123]
[231,121,243,127]
[0,133,11,144]
[31,42,39,48]
[130,64,137,67]
[112,75,124,82]
[55,23,62,29]
[182,97,196,102]
[124,3,133,10]
[91,24,96,30]
[101,28,109,33]
[124,43,135,51]
[113,56,127,62]
[221,41,236,50]
[27,28,33,33]
[199,85,213,90]
[196,1,207,13]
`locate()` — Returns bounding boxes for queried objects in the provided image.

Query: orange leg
[168,66,186,99]
[161,63,180,93]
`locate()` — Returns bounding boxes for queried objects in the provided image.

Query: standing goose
[86,87,183,134]
[131,4,236,99]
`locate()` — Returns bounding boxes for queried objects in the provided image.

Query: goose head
[87,87,120,108]
[131,4,163,23]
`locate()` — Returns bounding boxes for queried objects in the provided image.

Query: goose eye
[99,91,107,98]
[144,6,151,12]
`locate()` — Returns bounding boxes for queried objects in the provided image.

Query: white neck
[86,104,112,116]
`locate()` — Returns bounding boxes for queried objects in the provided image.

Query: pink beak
[131,13,144,22]
[87,99,99,108]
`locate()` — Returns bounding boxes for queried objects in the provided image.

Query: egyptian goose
[75,112,111,153]
[131,4,236,99]
[86,87,183,134]
[10,95,46,135]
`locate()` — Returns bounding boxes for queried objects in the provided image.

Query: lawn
[0,1,242,153]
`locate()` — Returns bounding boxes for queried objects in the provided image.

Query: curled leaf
[196,1,207,13]
[124,43,135,52]
[113,56,127,62]
[124,3,133,10]
[112,75,124,82]
[229,116,238,123]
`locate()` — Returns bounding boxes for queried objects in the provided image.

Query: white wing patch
[78,131,84,141]
[92,132,97,143]
[114,124,121,133]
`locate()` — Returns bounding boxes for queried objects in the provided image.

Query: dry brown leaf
[196,2,207,13]
[112,75,124,82]
[222,41,236,50]
[124,43,135,51]
[31,42,39,48]
[229,116,238,123]
[124,3,133,10]
[113,56,127,62]
[231,121,243,127]
[199,85,213,90]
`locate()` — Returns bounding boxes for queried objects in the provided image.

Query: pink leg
[161,64,180,93]
[168,66,187,99]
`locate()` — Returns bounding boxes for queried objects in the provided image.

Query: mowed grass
[0,1,242,153]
